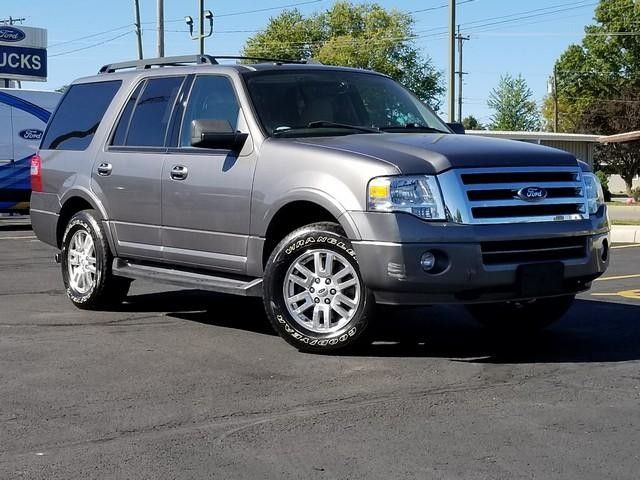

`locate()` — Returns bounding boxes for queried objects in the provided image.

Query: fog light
[420,252,436,272]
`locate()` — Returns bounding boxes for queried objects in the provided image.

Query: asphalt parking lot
[1,218,639,480]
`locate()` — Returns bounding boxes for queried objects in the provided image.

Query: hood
[294,133,578,174]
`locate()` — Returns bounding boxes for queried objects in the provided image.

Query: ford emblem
[19,129,44,140]
[517,186,548,202]
[0,26,26,42]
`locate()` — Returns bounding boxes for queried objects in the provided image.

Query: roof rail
[214,56,309,65]
[98,54,313,74]
[99,55,218,74]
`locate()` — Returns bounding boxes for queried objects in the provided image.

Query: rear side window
[111,81,144,146]
[41,80,121,151]
[122,76,184,147]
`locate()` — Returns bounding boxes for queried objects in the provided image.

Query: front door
[94,76,186,260]
[161,74,256,273]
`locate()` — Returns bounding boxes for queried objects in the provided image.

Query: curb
[611,225,640,244]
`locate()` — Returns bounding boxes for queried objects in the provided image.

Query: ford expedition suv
[30,55,610,352]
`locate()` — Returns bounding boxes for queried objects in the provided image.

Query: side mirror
[447,122,466,135]
[190,119,248,151]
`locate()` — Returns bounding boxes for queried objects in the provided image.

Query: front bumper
[348,209,610,305]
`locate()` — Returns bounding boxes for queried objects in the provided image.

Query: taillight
[30,153,43,193]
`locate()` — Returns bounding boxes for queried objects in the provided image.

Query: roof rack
[215,55,308,65]
[98,55,310,74]
[99,55,218,74]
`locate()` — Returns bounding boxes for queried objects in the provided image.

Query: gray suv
[30,55,610,352]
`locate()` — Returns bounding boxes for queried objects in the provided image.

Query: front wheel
[263,222,375,352]
[466,295,576,332]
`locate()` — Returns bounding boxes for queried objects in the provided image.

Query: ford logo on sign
[19,129,44,141]
[517,186,548,202]
[0,26,26,42]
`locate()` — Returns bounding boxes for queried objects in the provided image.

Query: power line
[215,0,324,18]
[414,0,597,37]
[49,24,133,48]
[409,0,474,15]
[49,31,133,58]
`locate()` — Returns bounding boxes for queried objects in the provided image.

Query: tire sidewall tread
[263,222,373,352]
[60,209,128,309]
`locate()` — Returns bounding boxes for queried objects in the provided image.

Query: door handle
[97,162,112,176]
[170,165,188,180]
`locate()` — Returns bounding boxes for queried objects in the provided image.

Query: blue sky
[6,0,598,123]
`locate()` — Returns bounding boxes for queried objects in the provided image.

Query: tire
[60,209,131,310]
[263,222,375,353]
[466,295,575,332]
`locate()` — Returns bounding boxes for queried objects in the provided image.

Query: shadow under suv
[30,55,610,352]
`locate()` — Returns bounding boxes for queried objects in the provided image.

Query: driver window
[180,75,240,147]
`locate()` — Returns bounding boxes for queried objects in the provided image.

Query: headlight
[583,173,605,215]
[368,175,446,220]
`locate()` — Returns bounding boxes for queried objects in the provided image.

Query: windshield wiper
[272,122,381,137]
[380,124,450,134]
[307,121,380,134]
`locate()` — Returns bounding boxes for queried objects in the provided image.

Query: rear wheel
[263,222,374,352]
[466,295,575,332]
[61,209,131,309]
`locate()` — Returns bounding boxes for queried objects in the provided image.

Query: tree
[544,0,640,192]
[579,86,640,193]
[242,1,444,109]
[462,115,483,130]
[487,74,540,131]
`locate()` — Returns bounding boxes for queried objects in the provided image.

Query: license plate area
[517,262,565,297]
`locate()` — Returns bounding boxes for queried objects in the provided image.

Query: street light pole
[448,0,456,122]
[185,2,214,55]
[199,0,205,55]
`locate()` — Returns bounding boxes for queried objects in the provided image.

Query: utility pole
[0,16,26,25]
[448,0,456,122]
[553,64,559,132]
[157,0,165,58]
[133,0,143,60]
[455,25,470,124]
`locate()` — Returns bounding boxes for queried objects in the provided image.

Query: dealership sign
[0,26,47,82]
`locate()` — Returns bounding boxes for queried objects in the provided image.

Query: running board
[112,259,263,297]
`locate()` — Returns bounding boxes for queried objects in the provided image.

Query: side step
[112,259,263,297]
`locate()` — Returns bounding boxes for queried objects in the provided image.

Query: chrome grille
[440,166,589,224]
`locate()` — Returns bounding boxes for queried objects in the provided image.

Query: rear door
[161,74,256,273]
[94,76,186,260]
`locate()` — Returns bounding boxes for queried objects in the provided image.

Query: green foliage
[544,0,640,192]
[632,186,640,202]
[595,170,609,191]
[241,1,444,108]
[462,115,483,130]
[546,0,640,130]
[595,170,612,201]
[487,74,540,131]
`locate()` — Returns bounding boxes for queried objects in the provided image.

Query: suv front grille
[481,236,588,265]
[456,167,588,224]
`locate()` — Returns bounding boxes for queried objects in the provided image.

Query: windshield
[243,69,449,137]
